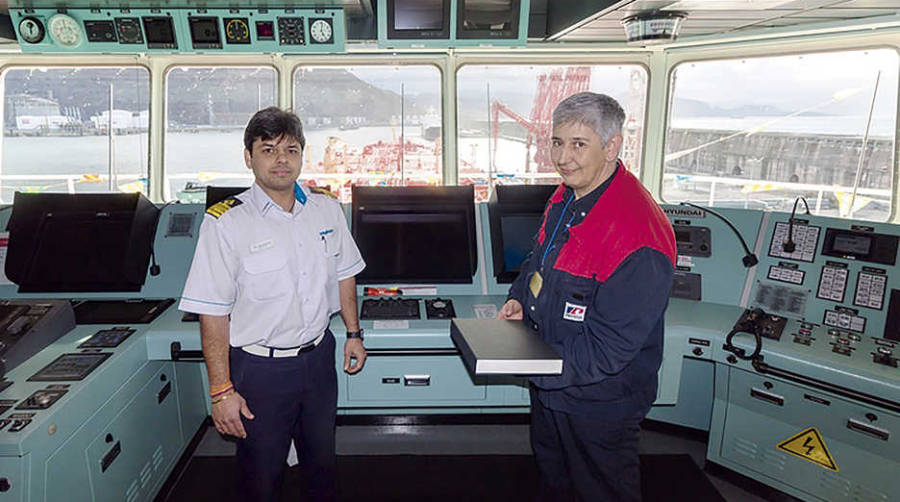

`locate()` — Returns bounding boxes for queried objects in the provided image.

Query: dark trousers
[530,389,643,502]
[230,331,338,502]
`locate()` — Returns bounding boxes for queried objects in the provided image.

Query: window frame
[0,60,152,202]
[453,57,652,197]
[660,39,900,222]
[161,61,280,201]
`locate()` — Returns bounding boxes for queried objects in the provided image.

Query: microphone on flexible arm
[782,196,811,254]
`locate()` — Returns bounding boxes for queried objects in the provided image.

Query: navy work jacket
[509,162,676,420]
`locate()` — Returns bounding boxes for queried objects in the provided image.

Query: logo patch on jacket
[563,302,586,322]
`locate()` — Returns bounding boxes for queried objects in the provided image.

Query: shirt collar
[249,182,310,216]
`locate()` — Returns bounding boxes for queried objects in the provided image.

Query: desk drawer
[346,356,486,404]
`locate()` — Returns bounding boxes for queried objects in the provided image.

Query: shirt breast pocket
[320,229,339,258]
[558,275,596,326]
[241,250,291,302]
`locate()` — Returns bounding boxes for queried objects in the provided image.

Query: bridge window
[664,49,899,221]
[1,67,149,202]
[165,66,277,202]
[293,65,443,202]
[456,64,648,201]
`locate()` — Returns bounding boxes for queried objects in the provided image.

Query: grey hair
[552,92,625,143]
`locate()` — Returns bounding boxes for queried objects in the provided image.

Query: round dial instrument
[18,17,45,44]
[225,18,250,43]
[48,14,82,47]
[309,19,332,44]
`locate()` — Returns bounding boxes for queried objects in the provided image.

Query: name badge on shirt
[564,302,586,322]
[250,239,274,253]
[529,271,543,298]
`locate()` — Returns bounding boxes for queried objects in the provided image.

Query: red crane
[491,66,591,175]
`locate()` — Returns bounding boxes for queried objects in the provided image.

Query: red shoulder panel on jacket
[554,167,676,282]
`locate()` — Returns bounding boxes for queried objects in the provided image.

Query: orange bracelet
[209,381,233,395]
[210,385,234,399]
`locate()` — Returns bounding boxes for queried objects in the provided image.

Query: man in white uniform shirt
[180,107,366,501]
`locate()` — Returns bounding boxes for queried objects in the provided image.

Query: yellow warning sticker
[777,427,838,472]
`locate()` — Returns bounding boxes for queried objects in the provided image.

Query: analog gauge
[48,14,83,47]
[309,19,333,44]
[115,17,143,44]
[224,18,250,44]
[18,17,45,44]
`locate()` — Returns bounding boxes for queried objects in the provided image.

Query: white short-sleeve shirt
[179,182,365,348]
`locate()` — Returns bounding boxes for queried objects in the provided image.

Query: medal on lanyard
[529,271,543,298]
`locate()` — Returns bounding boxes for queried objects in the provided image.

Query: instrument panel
[11,7,346,53]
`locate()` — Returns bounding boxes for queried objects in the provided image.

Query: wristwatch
[346,329,364,341]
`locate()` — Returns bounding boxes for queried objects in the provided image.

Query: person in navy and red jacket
[497,92,676,501]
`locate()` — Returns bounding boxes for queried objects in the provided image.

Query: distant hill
[672,98,825,118]
[295,68,428,124]
[3,67,430,128]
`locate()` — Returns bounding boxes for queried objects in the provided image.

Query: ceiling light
[621,10,687,45]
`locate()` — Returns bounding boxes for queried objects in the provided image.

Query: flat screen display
[394,0,444,30]
[832,233,872,255]
[387,0,451,39]
[355,211,474,283]
[5,193,159,293]
[352,186,476,284]
[142,16,177,48]
[189,17,221,47]
[500,214,540,273]
[487,184,554,283]
[457,0,520,39]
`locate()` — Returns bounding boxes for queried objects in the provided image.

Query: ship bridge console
[0,187,896,501]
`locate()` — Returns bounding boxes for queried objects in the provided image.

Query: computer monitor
[352,185,476,284]
[488,184,556,283]
[386,0,451,40]
[456,0,523,40]
[5,192,159,293]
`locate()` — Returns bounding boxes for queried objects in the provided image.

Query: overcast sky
[672,48,898,116]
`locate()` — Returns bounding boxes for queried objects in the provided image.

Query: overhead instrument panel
[749,213,900,344]
[11,7,346,54]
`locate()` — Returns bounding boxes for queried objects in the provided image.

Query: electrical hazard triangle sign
[777,427,838,472]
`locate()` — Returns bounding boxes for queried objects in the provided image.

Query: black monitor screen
[142,17,177,48]
[500,214,540,273]
[189,17,221,48]
[457,0,521,39]
[205,186,249,209]
[387,0,451,39]
[352,186,476,284]
[395,0,443,30]
[5,193,159,293]
[488,184,555,283]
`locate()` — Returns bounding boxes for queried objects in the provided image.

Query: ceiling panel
[787,7,900,15]
[559,0,900,42]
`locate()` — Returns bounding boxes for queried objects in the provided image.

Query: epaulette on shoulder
[206,197,243,219]
[309,186,338,199]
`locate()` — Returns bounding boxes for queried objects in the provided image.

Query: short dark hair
[243,106,306,154]
[552,92,625,143]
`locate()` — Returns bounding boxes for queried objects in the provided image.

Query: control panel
[749,214,900,348]
[10,7,346,54]
[663,205,764,306]
[0,300,75,381]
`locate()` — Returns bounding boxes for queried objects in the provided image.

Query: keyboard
[360,298,420,320]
